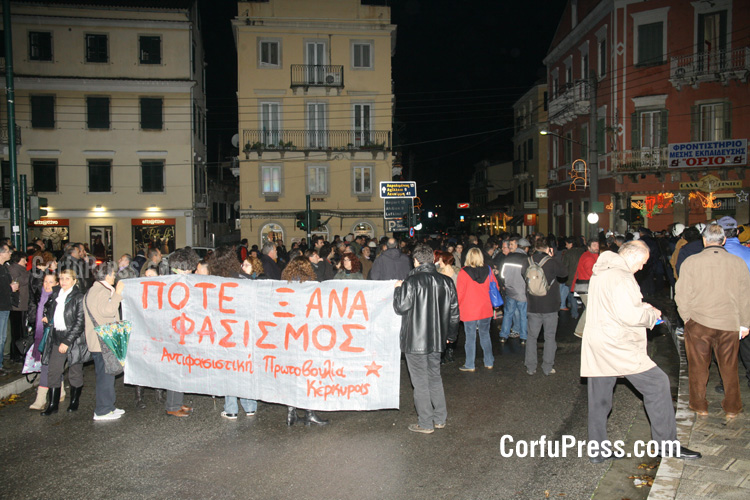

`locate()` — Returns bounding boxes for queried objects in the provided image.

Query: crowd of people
[1,219,748,455]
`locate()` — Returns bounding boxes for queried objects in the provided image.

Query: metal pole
[305,194,311,247]
[588,73,599,240]
[3,0,21,248]
[19,174,27,249]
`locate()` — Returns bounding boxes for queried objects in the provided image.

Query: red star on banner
[364,361,383,377]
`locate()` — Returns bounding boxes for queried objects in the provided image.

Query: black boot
[67,386,82,412]
[287,406,299,426]
[134,386,147,409]
[155,389,166,404]
[41,387,61,416]
[445,345,455,363]
[304,410,329,426]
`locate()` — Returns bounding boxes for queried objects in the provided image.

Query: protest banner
[122,275,402,411]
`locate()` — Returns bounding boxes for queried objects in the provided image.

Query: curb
[0,375,36,400]
[647,329,694,499]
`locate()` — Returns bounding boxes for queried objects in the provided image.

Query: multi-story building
[233,0,396,245]
[0,0,207,258]
[511,82,549,234]
[544,0,749,237]
[468,159,514,236]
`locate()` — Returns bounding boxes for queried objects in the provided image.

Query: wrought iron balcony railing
[548,80,590,126]
[242,129,390,153]
[670,47,750,89]
[612,147,667,172]
[0,126,21,146]
[290,65,345,88]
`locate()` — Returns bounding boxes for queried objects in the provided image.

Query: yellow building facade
[233,0,396,246]
[0,0,207,259]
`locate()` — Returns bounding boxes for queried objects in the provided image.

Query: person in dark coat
[259,241,282,280]
[393,244,459,434]
[40,268,86,416]
[8,251,30,362]
[370,238,412,280]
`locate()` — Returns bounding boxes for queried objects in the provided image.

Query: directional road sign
[387,218,408,232]
[384,197,413,219]
[380,181,416,198]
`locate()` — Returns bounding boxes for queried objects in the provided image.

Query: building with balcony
[0,0,207,258]
[511,82,549,234]
[233,0,396,245]
[544,0,750,236]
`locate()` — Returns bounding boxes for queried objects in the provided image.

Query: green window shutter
[631,112,639,149]
[690,106,700,142]
[723,102,732,139]
[660,109,669,147]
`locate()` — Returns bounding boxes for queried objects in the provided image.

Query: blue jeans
[224,396,258,414]
[0,310,9,370]
[500,298,527,340]
[559,284,570,309]
[463,317,494,369]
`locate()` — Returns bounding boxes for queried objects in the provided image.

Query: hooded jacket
[456,265,494,322]
[393,263,459,354]
[580,251,659,377]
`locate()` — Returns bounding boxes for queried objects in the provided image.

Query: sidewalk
[649,331,750,499]
[0,361,35,401]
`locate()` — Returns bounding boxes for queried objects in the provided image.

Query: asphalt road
[0,311,673,500]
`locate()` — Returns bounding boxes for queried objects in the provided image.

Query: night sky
[201,0,568,207]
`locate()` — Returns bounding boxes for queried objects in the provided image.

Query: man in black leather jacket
[393,244,459,434]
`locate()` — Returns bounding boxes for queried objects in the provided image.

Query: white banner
[122,275,401,411]
[668,139,747,168]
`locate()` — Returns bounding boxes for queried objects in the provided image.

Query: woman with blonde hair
[456,247,496,372]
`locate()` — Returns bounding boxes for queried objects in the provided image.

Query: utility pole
[305,194,311,247]
[3,0,21,248]
[588,72,599,240]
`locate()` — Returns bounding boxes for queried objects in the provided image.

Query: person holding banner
[207,246,259,420]
[281,257,330,426]
[393,244,460,434]
[163,247,201,418]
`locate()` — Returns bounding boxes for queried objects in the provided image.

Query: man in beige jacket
[581,241,700,463]
[675,223,750,418]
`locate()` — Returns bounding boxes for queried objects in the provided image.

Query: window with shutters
[30,95,55,128]
[140,97,163,130]
[258,39,281,68]
[580,124,588,159]
[352,41,373,69]
[307,165,328,195]
[261,165,281,195]
[631,109,668,150]
[88,160,111,192]
[85,34,108,63]
[87,97,110,129]
[29,31,52,61]
[141,161,164,192]
[33,160,57,192]
[563,131,573,164]
[353,165,372,195]
[695,102,731,141]
[598,39,606,77]
[139,36,161,64]
[631,7,669,67]
[698,11,728,71]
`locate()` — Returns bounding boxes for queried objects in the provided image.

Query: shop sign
[679,175,742,193]
[524,214,537,226]
[668,139,747,168]
[535,189,548,199]
[132,218,176,226]
[29,218,69,226]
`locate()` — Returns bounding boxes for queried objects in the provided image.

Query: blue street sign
[380,181,416,198]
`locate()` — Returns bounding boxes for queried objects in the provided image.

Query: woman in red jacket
[456,248,496,372]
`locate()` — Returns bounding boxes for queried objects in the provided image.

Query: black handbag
[15,325,34,356]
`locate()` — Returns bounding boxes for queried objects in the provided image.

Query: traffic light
[412,209,421,227]
[618,208,631,222]
[295,211,307,230]
[402,211,412,228]
[310,211,321,230]
[29,196,48,220]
